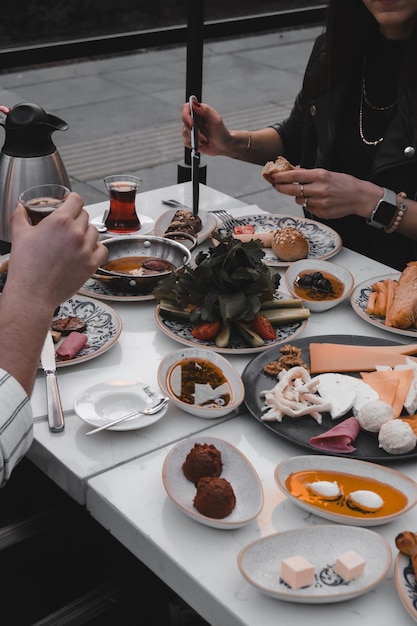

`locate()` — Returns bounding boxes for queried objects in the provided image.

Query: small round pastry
[347,490,384,512]
[378,420,417,455]
[182,443,223,485]
[271,227,309,262]
[306,480,341,500]
[193,476,236,519]
[356,400,395,433]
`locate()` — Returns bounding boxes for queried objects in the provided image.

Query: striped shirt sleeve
[0,368,33,487]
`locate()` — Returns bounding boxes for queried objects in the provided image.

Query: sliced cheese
[360,369,414,418]
[315,373,356,419]
[309,343,417,374]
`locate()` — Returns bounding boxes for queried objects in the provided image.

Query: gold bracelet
[235,131,251,160]
[385,197,408,234]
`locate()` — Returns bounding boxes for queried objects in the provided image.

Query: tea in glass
[104,175,142,233]
[19,184,70,225]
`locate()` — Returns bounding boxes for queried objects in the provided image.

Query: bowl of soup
[157,348,244,418]
[285,259,354,313]
[94,235,192,293]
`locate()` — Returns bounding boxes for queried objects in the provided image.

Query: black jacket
[272,34,417,271]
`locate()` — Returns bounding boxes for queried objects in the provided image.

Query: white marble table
[87,416,417,626]
[27,182,408,505]
[25,181,416,623]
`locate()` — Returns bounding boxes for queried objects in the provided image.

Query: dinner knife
[189,95,200,217]
[41,331,65,432]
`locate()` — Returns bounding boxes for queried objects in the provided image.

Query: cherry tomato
[233,225,255,234]
[252,314,276,340]
[191,320,221,340]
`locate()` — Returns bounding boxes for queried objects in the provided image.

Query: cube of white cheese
[280,555,315,589]
[334,550,365,581]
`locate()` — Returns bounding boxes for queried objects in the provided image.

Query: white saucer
[74,379,168,431]
[91,214,155,237]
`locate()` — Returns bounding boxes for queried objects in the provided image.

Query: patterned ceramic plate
[53,295,122,367]
[216,214,342,266]
[395,552,417,623]
[238,525,391,603]
[79,277,155,302]
[351,273,417,338]
[154,292,308,355]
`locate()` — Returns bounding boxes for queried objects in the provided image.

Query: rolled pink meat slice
[308,416,361,453]
[56,331,88,361]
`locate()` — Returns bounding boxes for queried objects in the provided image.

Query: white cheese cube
[334,550,365,581]
[280,555,315,589]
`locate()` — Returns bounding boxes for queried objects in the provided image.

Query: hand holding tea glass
[19,184,70,225]
[104,174,142,234]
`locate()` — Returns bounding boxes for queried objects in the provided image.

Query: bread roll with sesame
[271,227,309,262]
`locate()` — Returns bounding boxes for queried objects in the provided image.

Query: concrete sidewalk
[0,24,322,213]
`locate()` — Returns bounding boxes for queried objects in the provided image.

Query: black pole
[177,0,207,184]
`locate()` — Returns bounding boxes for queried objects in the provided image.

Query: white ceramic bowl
[157,348,244,418]
[285,259,354,313]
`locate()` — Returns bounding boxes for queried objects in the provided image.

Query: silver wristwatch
[367,188,398,229]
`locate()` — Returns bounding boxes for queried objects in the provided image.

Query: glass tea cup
[104,174,142,234]
[19,184,70,225]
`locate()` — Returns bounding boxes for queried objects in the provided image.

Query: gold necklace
[359,56,401,146]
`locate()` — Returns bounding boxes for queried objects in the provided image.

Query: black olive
[315,278,332,293]
[297,273,314,287]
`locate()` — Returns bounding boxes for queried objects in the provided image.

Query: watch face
[374,201,397,226]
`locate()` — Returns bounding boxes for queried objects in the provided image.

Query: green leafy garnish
[153,232,280,324]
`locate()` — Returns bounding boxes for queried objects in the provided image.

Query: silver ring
[302,198,308,210]
[300,184,304,198]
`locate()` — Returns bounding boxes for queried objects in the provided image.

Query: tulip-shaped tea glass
[104,174,142,234]
[19,183,70,225]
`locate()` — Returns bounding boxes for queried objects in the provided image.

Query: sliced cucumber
[215,322,231,348]
[262,307,310,325]
[235,322,265,347]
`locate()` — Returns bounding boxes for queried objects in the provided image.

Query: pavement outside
[0,24,323,214]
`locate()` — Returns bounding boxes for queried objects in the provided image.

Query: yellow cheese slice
[360,369,414,417]
[309,343,417,374]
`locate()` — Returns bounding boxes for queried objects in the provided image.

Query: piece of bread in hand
[262,156,294,179]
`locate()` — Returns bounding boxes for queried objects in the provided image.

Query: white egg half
[306,480,341,499]
[348,490,384,512]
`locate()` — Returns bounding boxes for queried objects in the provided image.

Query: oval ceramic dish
[154,208,217,246]
[237,525,391,603]
[162,436,264,529]
[395,552,417,623]
[275,455,417,526]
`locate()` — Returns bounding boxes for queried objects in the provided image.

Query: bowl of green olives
[285,259,354,313]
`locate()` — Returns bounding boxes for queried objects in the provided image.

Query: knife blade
[40,331,65,432]
[189,95,200,217]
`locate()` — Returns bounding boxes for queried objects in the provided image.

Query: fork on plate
[211,209,246,230]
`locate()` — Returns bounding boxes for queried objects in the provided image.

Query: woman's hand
[181,99,234,157]
[266,167,383,220]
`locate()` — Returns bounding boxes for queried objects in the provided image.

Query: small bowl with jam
[157,348,244,418]
[285,259,354,313]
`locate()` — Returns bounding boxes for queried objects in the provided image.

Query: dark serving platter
[242,334,417,463]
